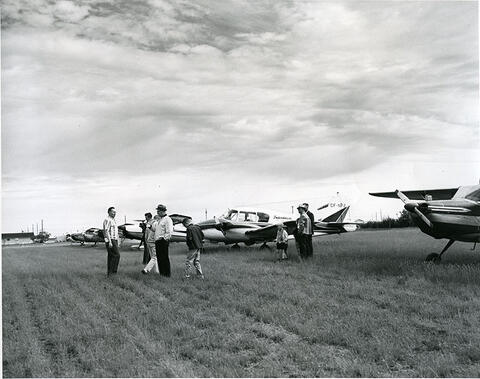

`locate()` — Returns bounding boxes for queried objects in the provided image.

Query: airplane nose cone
[404,203,417,212]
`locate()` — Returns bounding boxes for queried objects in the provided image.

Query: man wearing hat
[303,203,315,258]
[146,204,174,277]
[296,204,312,260]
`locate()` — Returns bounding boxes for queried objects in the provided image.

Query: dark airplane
[67,228,104,246]
[370,184,480,262]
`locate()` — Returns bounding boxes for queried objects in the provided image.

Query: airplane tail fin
[321,206,350,223]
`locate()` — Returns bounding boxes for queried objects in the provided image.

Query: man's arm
[165,217,174,240]
[103,219,111,245]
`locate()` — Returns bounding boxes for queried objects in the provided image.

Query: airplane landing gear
[231,243,241,249]
[425,239,455,263]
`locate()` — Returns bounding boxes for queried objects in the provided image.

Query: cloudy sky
[2,0,479,235]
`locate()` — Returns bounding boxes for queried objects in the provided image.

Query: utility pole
[41,219,44,233]
[36,223,38,234]
[205,209,208,220]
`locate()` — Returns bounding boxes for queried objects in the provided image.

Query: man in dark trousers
[103,206,120,276]
[146,204,173,277]
[303,203,315,258]
[296,204,311,260]
[182,217,205,279]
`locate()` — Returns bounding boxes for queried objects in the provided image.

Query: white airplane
[195,203,359,247]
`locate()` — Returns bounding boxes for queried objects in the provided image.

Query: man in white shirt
[148,204,174,277]
[103,206,120,276]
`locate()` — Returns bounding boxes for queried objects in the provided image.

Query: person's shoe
[141,269,148,275]
[185,275,191,279]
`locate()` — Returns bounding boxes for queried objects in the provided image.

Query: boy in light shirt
[275,224,289,261]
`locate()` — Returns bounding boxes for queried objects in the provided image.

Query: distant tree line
[361,209,415,229]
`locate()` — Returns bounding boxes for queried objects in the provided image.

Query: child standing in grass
[275,224,288,261]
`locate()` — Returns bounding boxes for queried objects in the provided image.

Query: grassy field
[3,228,480,377]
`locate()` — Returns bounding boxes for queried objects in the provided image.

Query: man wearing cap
[141,212,159,274]
[147,204,174,277]
[182,217,205,279]
[303,203,315,258]
[103,206,120,276]
[296,204,312,260]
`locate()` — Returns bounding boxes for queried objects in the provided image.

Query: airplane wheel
[425,253,441,263]
[231,244,241,250]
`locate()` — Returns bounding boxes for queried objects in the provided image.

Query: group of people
[102,201,316,277]
[102,204,204,279]
[275,202,315,262]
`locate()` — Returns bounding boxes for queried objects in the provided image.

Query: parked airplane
[370,184,480,262]
[195,203,358,247]
[67,228,104,246]
[117,214,190,245]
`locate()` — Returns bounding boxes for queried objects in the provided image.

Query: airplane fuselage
[410,199,480,242]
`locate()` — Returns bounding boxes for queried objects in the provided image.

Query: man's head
[303,203,309,211]
[182,217,193,227]
[107,207,116,218]
[145,212,152,221]
[156,204,167,217]
[297,204,306,214]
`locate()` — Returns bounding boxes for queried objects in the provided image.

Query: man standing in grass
[296,204,311,260]
[147,204,173,277]
[182,217,205,279]
[141,212,159,275]
[103,206,120,276]
[303,203,315,258]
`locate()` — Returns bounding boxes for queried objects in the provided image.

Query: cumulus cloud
[1,0,478,233]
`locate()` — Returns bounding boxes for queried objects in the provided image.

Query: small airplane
[117,214,190,246]
[195,203,359,248]
[370,184,480,262]
[67,228,104,246]
[31,231,51,243]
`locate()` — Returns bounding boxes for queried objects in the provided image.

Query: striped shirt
[103,216,119,241]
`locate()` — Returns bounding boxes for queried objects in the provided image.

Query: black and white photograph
[2,0,479,377]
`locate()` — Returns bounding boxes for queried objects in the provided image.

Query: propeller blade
[413,207,433,228]
[395,190,411,204]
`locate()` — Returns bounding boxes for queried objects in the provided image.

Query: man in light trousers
[182,217,204,279]
[141,213,159,274]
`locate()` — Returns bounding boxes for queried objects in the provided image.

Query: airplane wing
[245,220,297,242]
[169,214,191,225]
[370,188,458,201]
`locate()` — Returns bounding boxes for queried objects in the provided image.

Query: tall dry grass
[3,229,480,377]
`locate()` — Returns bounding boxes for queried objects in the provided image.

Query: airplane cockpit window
[257,212,269,222]
[224,210,238,221]
[239,211,259,222]
[466,189,480,202]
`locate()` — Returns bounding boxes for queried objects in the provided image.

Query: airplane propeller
[395,190,433,228]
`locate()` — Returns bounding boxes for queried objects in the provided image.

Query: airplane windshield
[224,210,238,221]
[239,212,259,222]
[466,189,480,202]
